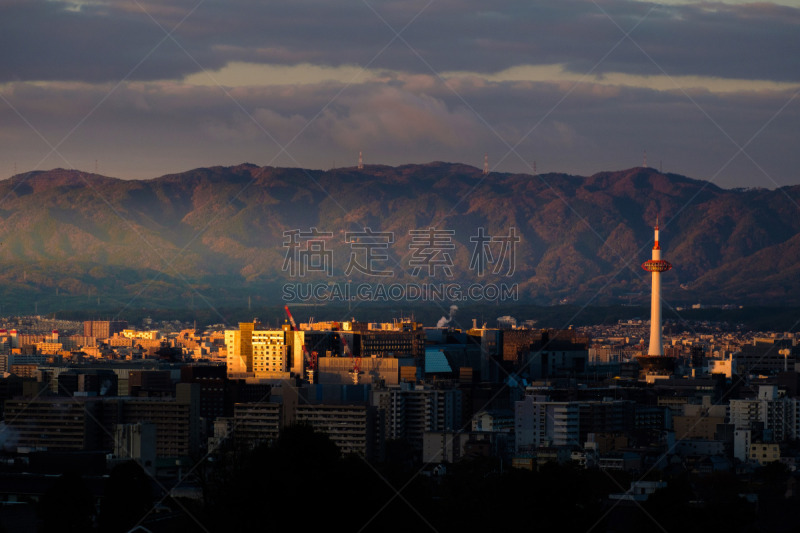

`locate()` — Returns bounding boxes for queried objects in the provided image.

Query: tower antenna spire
[483,154,489,175]
[357,151,363,170]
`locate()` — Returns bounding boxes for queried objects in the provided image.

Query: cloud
[313,85,482,150]
[2,0,798,83]
[1,69,797,188]
[0,0,797,188]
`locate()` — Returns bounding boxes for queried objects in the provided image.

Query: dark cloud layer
[1,0,798,82]
[0,0,797,188]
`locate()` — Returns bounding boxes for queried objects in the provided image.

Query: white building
[515,394,579,452]
[729,385,794,447]
[707,357,734,378]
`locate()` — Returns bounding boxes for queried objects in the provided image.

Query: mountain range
[0,162,798,313]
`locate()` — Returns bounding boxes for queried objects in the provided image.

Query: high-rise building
[225,322,298,379]
[251,329,286,374]
[371,384,462,450]
[4,397,102,451]
[730,385,792,442]
[514,394,579,452]
[233,402,282,449]
[3,383,200,458]
[83,320,128,339]
[238,321,254,370]
[180,364,226,423]
[295,403,373,458]
[225,329,244,373]
[112,383,201,458]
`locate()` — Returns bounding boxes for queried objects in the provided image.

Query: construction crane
[341,333,361,385]
[284,305,316,383]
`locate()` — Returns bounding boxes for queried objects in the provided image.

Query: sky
[1,0,799,188]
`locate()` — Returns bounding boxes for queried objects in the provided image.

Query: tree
[98,461,153,533]
[39,471,95,533]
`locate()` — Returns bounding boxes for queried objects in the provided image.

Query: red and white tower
[641,220,672,356]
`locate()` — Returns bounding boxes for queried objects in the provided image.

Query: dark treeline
[34,425,800,532]
[185,425,782,533]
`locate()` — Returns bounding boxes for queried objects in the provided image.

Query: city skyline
[0,303,797,532]
[2,0,800,521]
[0,0,798,188]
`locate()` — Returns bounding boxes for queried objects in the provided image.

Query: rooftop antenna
[358,151,363,170]
[483,154,489,175]
[643,150,648,168]
[95,159,98,173]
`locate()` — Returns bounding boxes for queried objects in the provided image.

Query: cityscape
[0,222,798,531]
[3,0,800,532]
